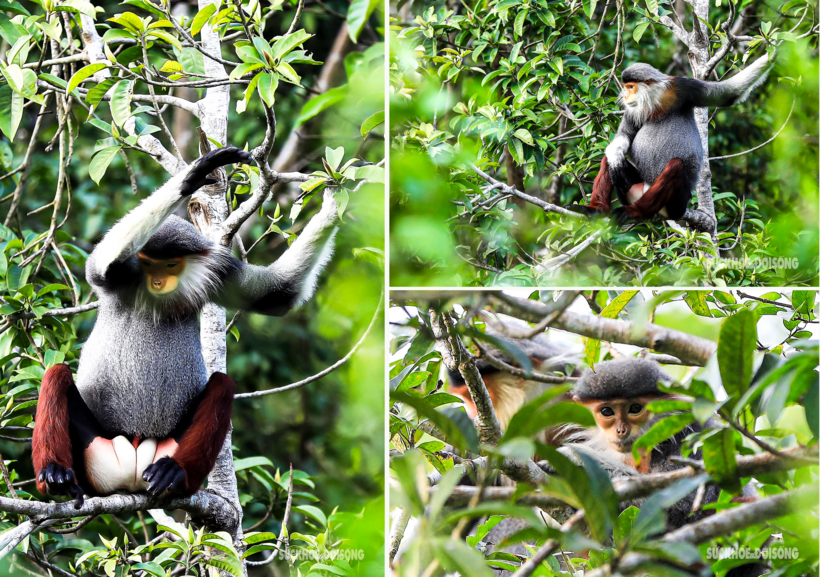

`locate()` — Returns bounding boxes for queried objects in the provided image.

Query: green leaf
[56,0,97,19]
[506,401,593,439]
[717,309,756,410]
[0,84,22,141]
[347,0,380,42]
[89,146,122,184]
[702,428,740,493]
[133,563,165,577]
[295,85,348,127]
[325,146,344,172]
[190,3,217,36]
[234,456,274,471]
[66,63,108,95]
[360,110,384,137]
[433,537,494,577]
[102,29,136,43]
[147,29,182,51]
[391,391,479,453]
[352,247,384,269]
[108,12,145,34]
[109,80,133,127]
[160,60,184,73]
[684,291,711,316]
[539,445,616,542]
[299,178,328,193]
[646,0,658,15]
[256,72,279,108]
[335,189,349,221]
[514,8,528,38]
[206,557,243,577]
[633,21,651,42]
[513,128,534,146]
[632,475,708,540]
[275,61,300,85]
[36,284,69,298]
[85,77,118,106]
[270,29,312,62]
[582,0,598,18]
[292,505,327,527]
[230,62,263,82]
[632,413,695,466]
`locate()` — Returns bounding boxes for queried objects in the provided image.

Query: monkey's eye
[628,404,643,414]
[166,262,178,269]
[139,260,150,267]
[600,407,615,417]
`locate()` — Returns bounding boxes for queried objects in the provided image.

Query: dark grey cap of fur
[573,358,672,400]
[621,63,670,84]
[141,215,213,258]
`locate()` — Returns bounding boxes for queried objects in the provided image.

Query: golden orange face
[137,253,186,295]
[581,396,655,453]
[622,82,639,104]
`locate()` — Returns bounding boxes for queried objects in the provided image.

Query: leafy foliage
[389,0,818,287]
[390,290,819,575]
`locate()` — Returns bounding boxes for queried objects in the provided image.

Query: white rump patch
[85,436,157,494]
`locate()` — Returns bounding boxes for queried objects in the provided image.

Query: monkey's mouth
[613,439,634,452]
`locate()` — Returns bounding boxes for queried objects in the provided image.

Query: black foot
[39,463,84,509]
[181,147,253,196]
[566,204,606,219]
[610,207,636,227]
[143,457,186,496]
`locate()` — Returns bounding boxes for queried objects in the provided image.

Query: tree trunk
[186,1,246,571]
[686,0,718,238]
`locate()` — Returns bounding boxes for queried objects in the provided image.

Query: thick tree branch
[442,446,814,508]
[493,293,716,365]
[0,491,239,533]
[430,308,502,445]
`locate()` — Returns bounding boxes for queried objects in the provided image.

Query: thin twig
[235,290,383,399]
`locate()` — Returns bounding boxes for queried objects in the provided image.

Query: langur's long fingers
[168,468,186,493]
[38,469,46,484]
[65,468,75,484]
[46,463,58,485]
[148,466,176,495]
[142,463,157,482]
[52,467,65,486]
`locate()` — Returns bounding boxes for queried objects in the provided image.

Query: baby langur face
[585,397,654,452]
[138,253,187,295]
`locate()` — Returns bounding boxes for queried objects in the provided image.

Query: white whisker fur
[620,79,671,125]
[135,245,231,323]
